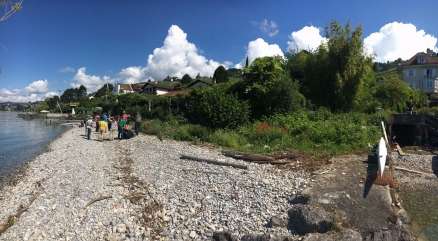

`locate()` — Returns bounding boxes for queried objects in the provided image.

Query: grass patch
[141,110,381,156]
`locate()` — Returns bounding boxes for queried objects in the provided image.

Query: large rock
[240,234,295,241]
[288,204,335,235]
[363,224,415,241]
[303,229,362,241]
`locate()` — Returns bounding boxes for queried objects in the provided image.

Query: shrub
[142,120,163,136]
[209,130,248,149]
[185,87,250,129]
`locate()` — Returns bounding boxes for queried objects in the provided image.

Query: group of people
[84,111,142,141]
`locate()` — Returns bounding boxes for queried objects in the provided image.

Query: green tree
[374,71,427,111]
[213,66,229,83]
[181,74,193,84]
[232,56,304,119]
[286,50,310,84]
[60,85,88,103]
[94,84,114,97]
[45,95,61,112]
[78,85,87,98]
[35,101,49,112]
[300,21,373,111]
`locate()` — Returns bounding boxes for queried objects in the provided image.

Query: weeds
[141,110,380,156]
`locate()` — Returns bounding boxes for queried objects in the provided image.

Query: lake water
[0,112,66,180]
[400,187,438,241]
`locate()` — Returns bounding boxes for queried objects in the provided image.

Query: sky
[0,0,438,102]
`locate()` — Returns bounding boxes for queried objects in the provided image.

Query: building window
[409,69,415,78]
[427,69,433,78]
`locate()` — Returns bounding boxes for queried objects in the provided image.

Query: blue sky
[1,0,438,102]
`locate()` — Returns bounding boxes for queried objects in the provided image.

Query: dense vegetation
[36,21,428,155]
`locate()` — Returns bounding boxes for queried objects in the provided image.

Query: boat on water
[378,137,387,177]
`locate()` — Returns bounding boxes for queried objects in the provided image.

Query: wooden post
[381,121,390,149]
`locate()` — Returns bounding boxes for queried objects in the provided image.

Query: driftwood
[221,151,276,163]
[395,144,406,156]
[222,151,295,165]
[0,192,39,235]
[85,195,112,208]
[180,155,248,170]
[394,166,433,176]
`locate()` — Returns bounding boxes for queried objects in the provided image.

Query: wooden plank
[394,166,434,176]
[180,155,248,170]
[221,151,275,164]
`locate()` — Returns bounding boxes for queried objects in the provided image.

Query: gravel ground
[391,152,437,185]
[0,127,309,241]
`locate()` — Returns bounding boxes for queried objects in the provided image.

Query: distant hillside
[0,102,37,111]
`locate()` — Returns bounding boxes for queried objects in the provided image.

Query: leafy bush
[142,109,380,156]
[142,120,164,136]
[208,130,248,149]
[231,57,305,119]
[185,87,250,129]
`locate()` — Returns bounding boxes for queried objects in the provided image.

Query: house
[142,81,182,96]
[114,83,146,94]
[185,78,214,89]
[401,49,438,93]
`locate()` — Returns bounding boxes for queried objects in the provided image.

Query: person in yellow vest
[98,120,108,141]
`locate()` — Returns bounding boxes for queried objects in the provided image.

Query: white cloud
[119,66,146,84]
[144,25,221,80]
[25,80,49,94]
[259,19,279,37]
[364,22,438,62]
[246,38,284,64]
[0,91,41,103]
[71,67,111,92]
[0,86,50,103]
[287,26,327,52]
[45,91,59,98]
[59,66,75,73]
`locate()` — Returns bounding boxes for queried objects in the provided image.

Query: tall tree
[232,56,304,118]
[60,85,88,103]
[301,21,373,111]
[94,84,114,97]
[213,66,229,83]
[181,74,193,84]
[78,85,87,98]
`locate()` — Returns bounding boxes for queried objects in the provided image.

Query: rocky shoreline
[0,126,435,241]
[0,127,310,240]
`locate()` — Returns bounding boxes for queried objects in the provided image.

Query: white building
[401,49,438,93]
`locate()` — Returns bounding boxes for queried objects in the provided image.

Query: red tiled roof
[118,83,146,92]
[403,52,438,66]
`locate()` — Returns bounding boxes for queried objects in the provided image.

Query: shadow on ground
[432,156,438,177]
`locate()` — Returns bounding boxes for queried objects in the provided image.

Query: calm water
[0,112,66,178]
[400,188,438,241]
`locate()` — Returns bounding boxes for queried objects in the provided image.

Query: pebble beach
[0,127,310,240]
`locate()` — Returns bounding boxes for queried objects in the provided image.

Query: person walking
[118,117,126,139]
[122,111,129,121]
[86,116,93,140]
[95,114,100,132]
[135,111,142,136]
[110,118,117,140]
[98,119,108,141]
